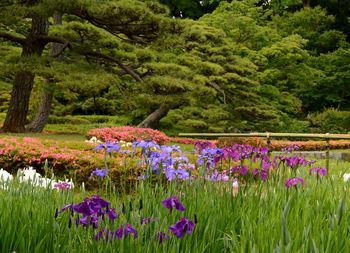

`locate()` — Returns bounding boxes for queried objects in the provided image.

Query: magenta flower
[285,177,305,188]
[54,182,71,190]
[309,167,327,177]
[169,217,195,238]
[162,196,185,212]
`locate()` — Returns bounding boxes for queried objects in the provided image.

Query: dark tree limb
[138,104,174,129]
[38,35,72,47]
[87,51,144,82]
[51,41,72,57]
[207,82,234,104]
[0,31,26,45]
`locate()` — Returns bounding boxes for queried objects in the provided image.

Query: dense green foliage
[0,0,349,133]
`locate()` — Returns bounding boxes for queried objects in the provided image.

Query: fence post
[325,133,330,171]
[266,132,271,152]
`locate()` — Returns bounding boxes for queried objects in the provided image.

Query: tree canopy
[0,0,349,133]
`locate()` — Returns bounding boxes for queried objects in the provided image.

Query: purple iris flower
[169,217,195,238]
[107,208,118,221]
[309,167,327,177]
[260,170,268,181]
[282,144,300,153]
[156,232,169,243]
[132,140,160,151]
[194,141,214,153]
[285,156,309,169]
[230,165,248,175]
[95,142,121,153]
[161,145,181,153]
[94,228,115,241]
[91,168,109,177]
[59,195,114,229]
[165,168,189,181]
[115,224,138,239]
[285,177,305,188]
[252,168,259,176]
[161,196,185,212]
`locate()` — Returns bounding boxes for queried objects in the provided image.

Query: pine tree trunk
[138,104,172,129]
[303,0,310,7]
[2,71,35,132]
[1,16,48,133]
[26,81,54,132]
[26,13,62,133]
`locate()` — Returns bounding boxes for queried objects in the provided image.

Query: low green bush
[308,108,350,133]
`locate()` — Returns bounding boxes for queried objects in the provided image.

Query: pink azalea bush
[87,126,170,145]
[0,137,143,189]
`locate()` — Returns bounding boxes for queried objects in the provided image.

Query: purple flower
[58,195,114,229]
[285,156,309,169]
[230,165,248,175]
[285,177,305,188]
[94,228,114,241]
[115,224,138,239]
[165,167,189,181]
[156,232,169,243]
[309,167,327,177]
[260,170,268,181]
[91,168,109,177]
[161,145,181,153]
[95,142,121,153]
[282,144,300,153]
[162,196,185,212]
[107,208,118,221]
[252,168,259,176]
[169,217,195,238]
[132,140,160,151]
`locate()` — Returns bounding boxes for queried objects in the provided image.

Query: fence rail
[178,132,350,140]
[178,132,350,170]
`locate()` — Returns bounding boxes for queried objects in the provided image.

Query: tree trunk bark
[2,71,35,132]
[303,0,310,7]
[26,13,62,133]
[26,81,54,132]
[1,16,48,133]
[138,104,173,129]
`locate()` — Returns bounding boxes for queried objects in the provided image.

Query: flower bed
[0,137,143,188]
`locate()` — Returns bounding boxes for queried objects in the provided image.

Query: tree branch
[207,82,235,104]
[87,51,143,83]
[0,31,26,45]
[38,35,72,46]
[38,35,72,57]
[51,41,72,58]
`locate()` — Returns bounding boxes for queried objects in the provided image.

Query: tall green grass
[1,159,350,252]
